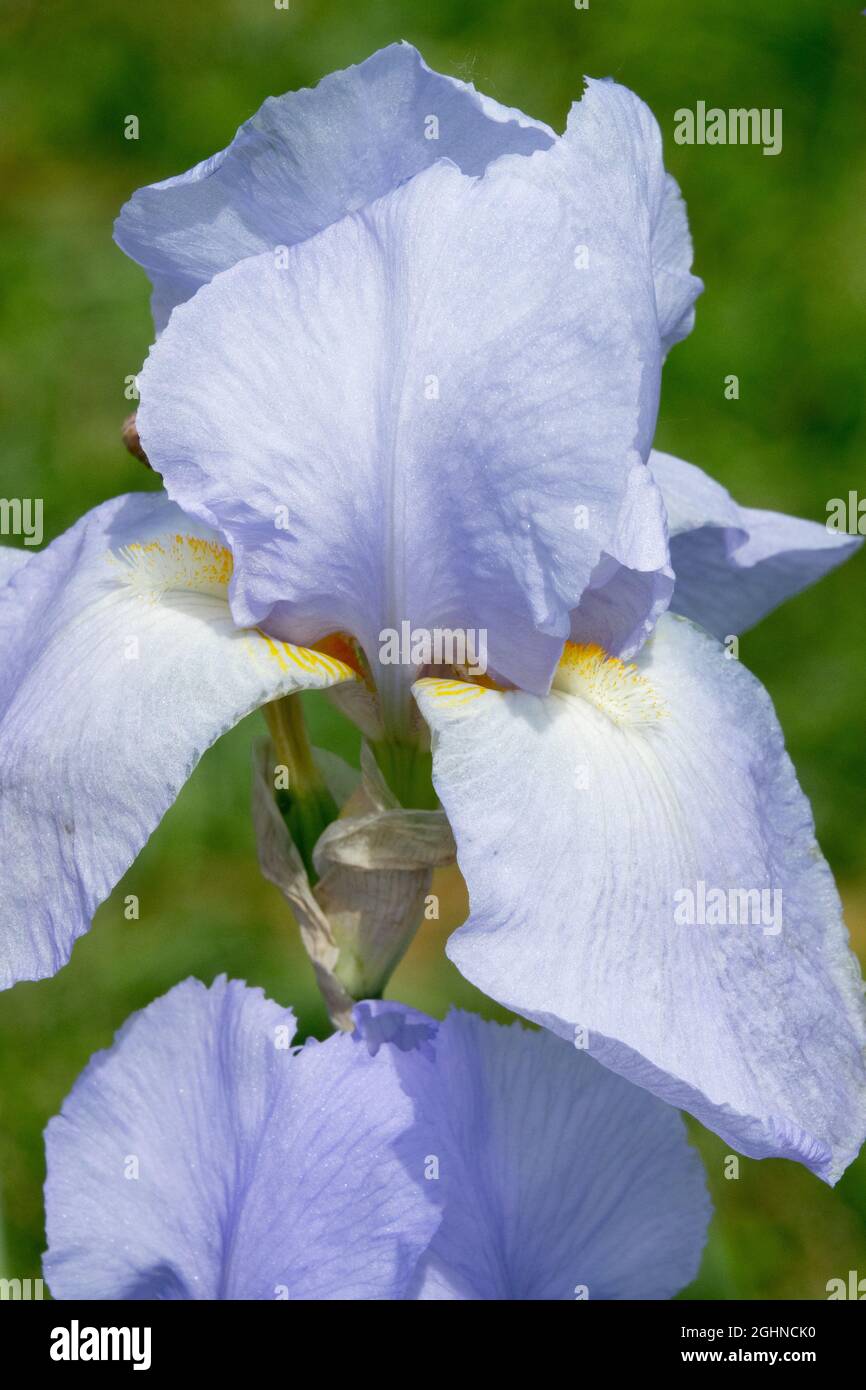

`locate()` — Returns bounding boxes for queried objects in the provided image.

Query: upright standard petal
[415,614,866,1184]
[558,79,702,357]
[138,157,661,699]
[568,461,673,658]
[0,493,355,988]
[44,977,439,1299]
[650,450,860,638]
[378,1009,710,1301]
[114,42,553,331]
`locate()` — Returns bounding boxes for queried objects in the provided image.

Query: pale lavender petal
[114,42,553,331]
[415,614,866,1184]
[559,79,702,356]
[44,977,440,1299]
[413,1012,709,1300]
[569,461,673,657]
[352,999,438,1058]
[0,546,31,588]
[353,1004,710,1299]
[138,155,660,697]
[650,450,861,637]
[0,494,354,988]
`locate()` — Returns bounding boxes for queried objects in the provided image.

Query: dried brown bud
[121,412,151,469]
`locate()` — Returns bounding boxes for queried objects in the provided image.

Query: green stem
[371,738,438,810]
[264,695,338,883]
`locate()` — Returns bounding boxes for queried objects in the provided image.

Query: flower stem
[371,738,438,810]
[263,695,338,883]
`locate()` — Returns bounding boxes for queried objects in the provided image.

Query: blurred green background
[0,0,864,1299]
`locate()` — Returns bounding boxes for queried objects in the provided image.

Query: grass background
[0,0,864,1298]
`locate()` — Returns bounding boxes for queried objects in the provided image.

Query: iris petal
[388,1009,711,1301]
[0,492,354,988]
[138,151,662,697]
[0,547,30,588]
[114,42,553,332]
[649,450,861,637]
[44,977,439,1299]
[415,613,866,1183]
[44,981,709,1301]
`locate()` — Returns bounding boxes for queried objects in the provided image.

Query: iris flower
[1,45,863,1183]
[43,978,710,1300]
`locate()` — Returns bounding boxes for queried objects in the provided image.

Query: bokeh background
[1,0,864,1298]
